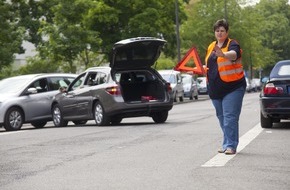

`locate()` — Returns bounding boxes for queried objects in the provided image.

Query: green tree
[181,0,290,77]
[181,0,244,62]
[3,0,189,74]
[256,0,290,61]
[85,0,188,58]
[37,0,101,73]
[0,1,25,68]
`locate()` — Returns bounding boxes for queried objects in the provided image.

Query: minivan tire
[94,102,110,126]
[152,111,168,123]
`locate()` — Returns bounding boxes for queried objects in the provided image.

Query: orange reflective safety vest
[205,39,244,82]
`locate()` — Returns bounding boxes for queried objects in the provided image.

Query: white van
[158,70,184,102]
[197,77,208,95]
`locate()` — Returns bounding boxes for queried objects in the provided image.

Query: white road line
[201,123,263,167]
[0,130,25,136]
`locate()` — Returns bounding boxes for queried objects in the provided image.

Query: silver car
[0,73,77,131]
[181,73,198,100]
[51,37,174,127]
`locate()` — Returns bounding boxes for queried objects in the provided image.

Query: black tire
[260,112,273,128]
[152,111,168,123]
[179,93,184,102]
[173,92,177,102]
[4,107,24,131]
[52,104,68,127]
[189,92,193,100]
[111,117,122,125]
[31,121,47,128]
[93,102,110,126]
[73,120,88,125]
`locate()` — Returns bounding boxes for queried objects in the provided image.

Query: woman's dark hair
[213,19,229,32]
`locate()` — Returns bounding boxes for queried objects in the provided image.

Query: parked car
[181,73,198,100]
[158,70,184,102]
[51,37,174,127]
[0,73,77,131]
[251,78,262,92]
[261,76,269,84]
[197,77,208,95]
[260,60,290,128]
[245,77,252,93]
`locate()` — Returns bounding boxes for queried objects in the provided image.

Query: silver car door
[22,78,54,120]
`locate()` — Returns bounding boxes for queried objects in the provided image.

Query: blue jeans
[211,86,245,150]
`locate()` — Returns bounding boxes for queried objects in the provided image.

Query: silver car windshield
[0,75,33,94]
[161,74,176,84]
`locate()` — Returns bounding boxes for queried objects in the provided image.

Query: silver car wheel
[52,104,68,127]
[94,102,110,126]
[4,107,23,131]
[53,106,61,126]
[94,104,103,124]
[9,110,22,129]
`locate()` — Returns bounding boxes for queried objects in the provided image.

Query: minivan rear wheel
[152,111,168,123]
[94,102,110,126]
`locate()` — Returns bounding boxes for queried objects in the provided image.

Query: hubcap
[53,107,61,125]
[9,111,22,129]
[95,104,103,124]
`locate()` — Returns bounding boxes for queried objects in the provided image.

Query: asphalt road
[0,93,290,190]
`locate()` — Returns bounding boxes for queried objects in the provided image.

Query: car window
[48,77,75,91]
[29,79,48,93]
[277,65,290,76]
[84,71,108,86]
[69,73,86,90]
[98,72,107,84]
[116,72,150,83]
[85,72,97,86]
[161,74,176,84]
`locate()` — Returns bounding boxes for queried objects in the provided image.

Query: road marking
[201,123,263,167]
[0,131,25,136]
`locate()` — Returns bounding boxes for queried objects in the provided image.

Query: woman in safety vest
[205,19,246,155]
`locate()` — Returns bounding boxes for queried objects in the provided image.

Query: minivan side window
[85,72,107,86]
[69,73,86,91]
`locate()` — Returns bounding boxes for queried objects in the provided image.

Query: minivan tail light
[263,83,283,95]
[106,86,121,95]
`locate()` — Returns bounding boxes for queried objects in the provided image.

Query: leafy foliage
[0,1,25,68]
[1,0,290,78]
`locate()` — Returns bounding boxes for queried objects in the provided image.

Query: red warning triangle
[174,47,206,75]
